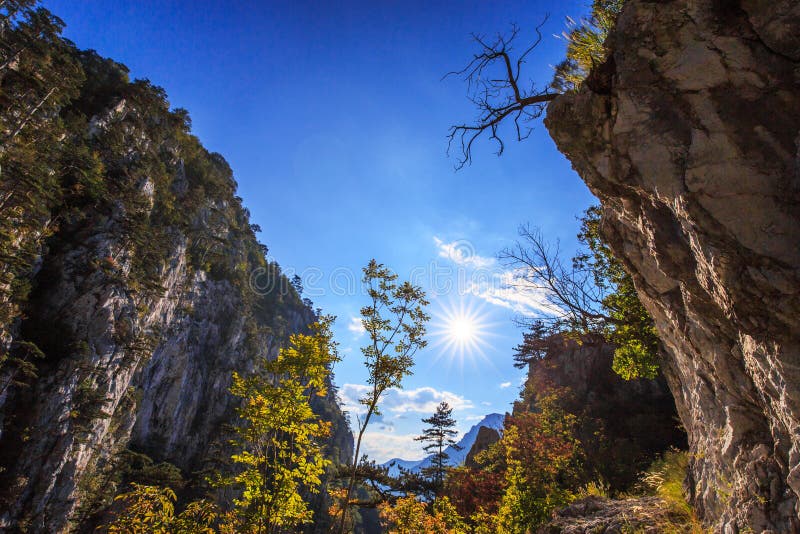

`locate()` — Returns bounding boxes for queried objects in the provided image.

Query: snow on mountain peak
[382,413,504,477]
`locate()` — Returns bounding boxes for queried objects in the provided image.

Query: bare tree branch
[499,224,612,333]
[446,19,558,169]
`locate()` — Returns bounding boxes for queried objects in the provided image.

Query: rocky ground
[537,496,695,534]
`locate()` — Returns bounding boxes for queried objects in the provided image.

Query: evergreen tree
[0,0,84,383]
[415,401,461,495]
[511,320,551,369]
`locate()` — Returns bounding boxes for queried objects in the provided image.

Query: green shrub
[552,0,625,92]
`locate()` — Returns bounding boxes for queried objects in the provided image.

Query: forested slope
[0,4,351,532]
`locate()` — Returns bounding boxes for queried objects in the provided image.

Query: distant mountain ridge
[382,413,504,477]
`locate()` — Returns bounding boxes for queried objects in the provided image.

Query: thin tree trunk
[3,87,56,146]
[438,439,443,495]
[338,404,374,534]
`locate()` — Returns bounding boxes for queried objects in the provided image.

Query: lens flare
[428,298,496,372]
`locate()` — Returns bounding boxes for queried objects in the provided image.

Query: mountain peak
[382,413,505,476]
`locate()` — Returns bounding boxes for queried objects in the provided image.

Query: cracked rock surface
[546,1,800,531]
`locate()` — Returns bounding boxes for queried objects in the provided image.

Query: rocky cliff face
[545,1,800,531]
[518,336,685,491]
[465,427,501,469]
[0,49,352,533]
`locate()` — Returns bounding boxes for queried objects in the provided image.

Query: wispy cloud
[339,384,474,417]
[347,316,365,337]
[468,268,555,316]
[433,235,554,316]
[499,381,512,389]
[434,237,496,269]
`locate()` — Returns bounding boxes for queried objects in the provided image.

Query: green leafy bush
[576,206,660,379]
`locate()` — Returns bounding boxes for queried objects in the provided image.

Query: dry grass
[639,449,707,533]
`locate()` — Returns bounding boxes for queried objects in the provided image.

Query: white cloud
[347,316,365,336]
[434,237,496,269]
[499,381,512,389]
[481,401,492,407]
[339,384,473,417]
[464,414,485,422]
[339,384,370,415]
[466,268,555,317]
[360,431,423,462]
[432,236,556,317]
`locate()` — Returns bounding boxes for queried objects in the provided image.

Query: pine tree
[0,0,84,381]
[415,401,461,495]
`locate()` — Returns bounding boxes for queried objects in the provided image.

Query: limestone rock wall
[465,426,502,469]
[545,1,800,531]
[0,58,352,532]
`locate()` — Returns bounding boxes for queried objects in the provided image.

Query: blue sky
[47,0,597,462]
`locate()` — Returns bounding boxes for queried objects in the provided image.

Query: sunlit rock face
[546,1,800,531]
[0,63,352,533]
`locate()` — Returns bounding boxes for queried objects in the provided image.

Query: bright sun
[449,316,476,342]
[429,300,494,370]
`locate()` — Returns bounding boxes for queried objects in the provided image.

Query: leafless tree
[446,20,558,169]
[499,224,611,333]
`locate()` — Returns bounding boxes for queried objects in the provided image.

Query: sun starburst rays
[428,299,497,374]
